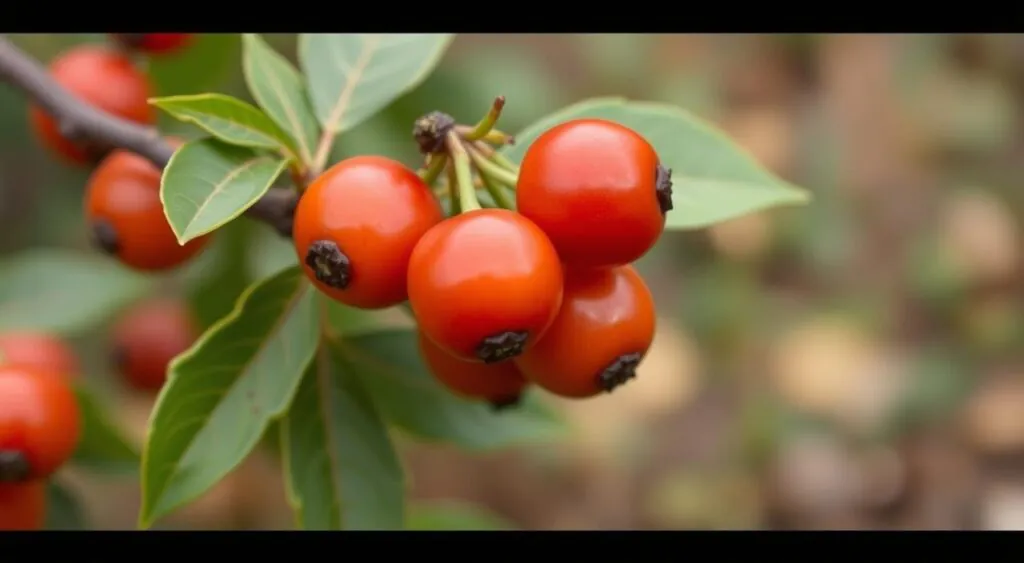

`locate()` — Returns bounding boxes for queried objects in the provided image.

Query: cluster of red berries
[0,299,197,529]
[28,34,208,273]
[295,112,671,408]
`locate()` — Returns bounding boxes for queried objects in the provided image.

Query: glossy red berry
[0,332,79,379]
[515,265,656,398]
[407,208,564,364]
[293,155,443,310]
[29,45,155,165]
[0,481,46,530]
[85,147,210,271]
[111,299,199,392]
[418,330,528,410]
[111,33,193,55]
[516,118,673,269]
[0,365,81,482]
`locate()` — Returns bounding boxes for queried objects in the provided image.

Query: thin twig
[0,35,297,237]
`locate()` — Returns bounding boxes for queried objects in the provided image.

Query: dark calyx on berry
[412,111,456,155]
[475,330,529,364]
[596,352,642,392]
[305,240,352,289]
[489,394,522,412]
[0,450,30,482]
[91,220,120,255]
[655,163,674,214]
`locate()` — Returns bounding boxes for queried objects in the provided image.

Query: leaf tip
[781,183,814,205]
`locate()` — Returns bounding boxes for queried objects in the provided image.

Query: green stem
[467,145,516,209]
[446,133,482,213]
[288,163,310,194]
[462,96,505,142]
[489,151,519,174]
[467,144,519,188]
[477,169,515,210]
[472,140,519,174]
[418,153,448,186]
[480,129,514,145]
[445,160,461,215]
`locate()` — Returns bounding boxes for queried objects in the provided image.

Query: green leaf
[298,34,454,136]
[0,249,151,335]
[186,220,253,330]
[503,98,811,230]
[139,266,319,528]
[45,482,87,530]
[323,298,413,339]
[408,501,515,530]
[281,346,405,530]
[241,34,320,166]
[71,386,140,474]
[337,329,565,450]
[150,93,301,158]
[160,138,288,244]
[149,34,240,97]
[245,223,298,282]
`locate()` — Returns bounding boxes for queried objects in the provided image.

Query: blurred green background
[4,33,1024,530]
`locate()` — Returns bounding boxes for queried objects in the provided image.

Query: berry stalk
[412,97,521,214]
[467,144,518,192]
[444,159,462,214]
[446,132,482,213]
[461,96,506,142]
[466,145,515,209]
[419,152,449,186]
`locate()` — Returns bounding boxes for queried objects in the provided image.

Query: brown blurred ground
[8,33,1024,530]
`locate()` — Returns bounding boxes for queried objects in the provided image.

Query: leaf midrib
[245,37,315,163]
[180,156,272,236]
[331,331,437,394]
[171,108,281,146]
[315,345,345,528]
[321,34,381,136]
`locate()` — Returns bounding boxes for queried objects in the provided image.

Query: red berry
[29,45,155,165]
[515,265,655,398]
[407,208,564,364]
[0,332,79,379]
[516,118,673,269]
[0,481,46,530]
[418,330,528,409]
[293,155,443,309]
[85,147,210,271]
[0,365,81,481]
[111,299,199,392]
